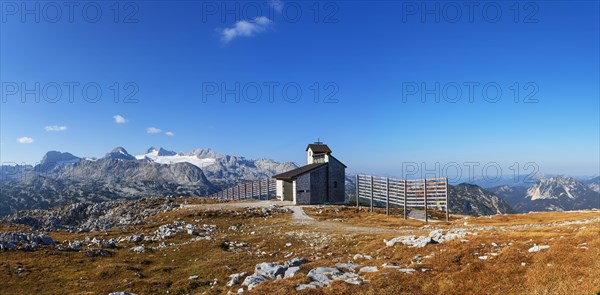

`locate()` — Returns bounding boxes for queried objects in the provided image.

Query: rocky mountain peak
[105,147,136,161]
[35,151,80,172]
[526,176,585,201]
[40,151,80,166]
[187,148,224,159]
[147,147,177,157]
[448,183,515,215]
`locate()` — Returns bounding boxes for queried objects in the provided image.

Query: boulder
[285,257,308,267]
[307,267,341,286]
[384,236,435,248]
[255,262,286,279]
[344,277,363,285]
[359,266,378,273]
[296,284,318,291]
[227,272,247,287]
[353,254,372,260]
[335,262,361,271]
[528,245,550,252]
[397,268,416,274]
[241,273,268,290]
[284,266,300,278]
[131,245,145,253]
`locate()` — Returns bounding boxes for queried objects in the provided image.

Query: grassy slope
[1,200,599,295]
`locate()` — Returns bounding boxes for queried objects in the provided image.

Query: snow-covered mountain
[135,147,217,169]
[491,176,600,212]
[135,147,298,187]
[0,146,297,215]
[104,147,137,161]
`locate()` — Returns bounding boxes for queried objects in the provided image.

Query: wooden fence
[208,179,276,200]
[356,174,449,222]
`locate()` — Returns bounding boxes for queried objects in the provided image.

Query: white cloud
[165,131,174,137]
[44,125,67,132]
[221,16,273,43]
[113,115,128,124]
[17,137,34,144]
[147,127,162,134]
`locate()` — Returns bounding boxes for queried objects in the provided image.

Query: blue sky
[1,1,599,179]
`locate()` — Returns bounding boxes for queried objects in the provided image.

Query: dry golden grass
[451,210,600,226]
[304,206,430,229]
[1,205,599,295]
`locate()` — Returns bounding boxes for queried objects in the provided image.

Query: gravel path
[181,201,410,234]
[181,201,599,235]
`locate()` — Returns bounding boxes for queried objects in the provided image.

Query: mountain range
[1,147,598,216]
[135,147,298,187]
[490,175,599,212]
[344,178,515,216]
[0,147,295,215]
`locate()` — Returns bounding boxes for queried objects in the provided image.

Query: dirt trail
[181,201,413,235]
[181,201,600,235]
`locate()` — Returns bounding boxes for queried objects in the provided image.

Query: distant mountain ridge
[0,146,296,216]
[345,176,515,216]
[491,176,599,212]
[135,147,298,187]
[36,151,80,172]
[1,148,597,217]
[448,183,516,215]
[584,176,600,193]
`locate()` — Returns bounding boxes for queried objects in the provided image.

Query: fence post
[445,177,449,222]
[386,177,390,216]
[370,176,374,212]
[355,174,359,211]
[424,179,428,223]
[403,179,407,220]
[267,179,271,200]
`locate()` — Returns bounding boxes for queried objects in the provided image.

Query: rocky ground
[0,198,599,294]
